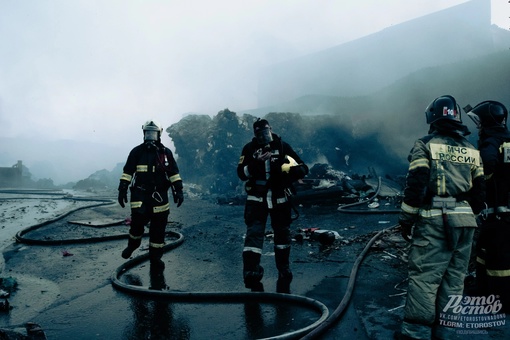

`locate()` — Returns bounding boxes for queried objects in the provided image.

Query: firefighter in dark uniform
[237,119,308,293]
[466,100,510,313]
[118,120,184,271]
[396,95,485,340]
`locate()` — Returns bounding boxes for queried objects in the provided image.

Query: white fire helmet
[142,120,163,141]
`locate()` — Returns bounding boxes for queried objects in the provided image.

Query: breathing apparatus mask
[144,130,159,142]
[142,120,163,143]
[253,119,273,145]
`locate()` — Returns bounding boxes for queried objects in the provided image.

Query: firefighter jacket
[120,141,182,214]
[399,130,485,227]
[237,134,308,208]
[478,127,510,216]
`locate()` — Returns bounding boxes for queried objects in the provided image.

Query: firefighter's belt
[431,196,456,209]
[420,205,473,217]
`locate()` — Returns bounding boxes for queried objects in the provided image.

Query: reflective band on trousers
[246,195,288,204]
[130,202,169,212]
[419,206,474,218]
[243,246,262,254]
[275,244,290,250]
[149,242,165,248]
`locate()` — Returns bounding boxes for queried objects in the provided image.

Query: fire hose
[12,186,399,339]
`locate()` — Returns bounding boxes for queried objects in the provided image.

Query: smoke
[0,137,128,185]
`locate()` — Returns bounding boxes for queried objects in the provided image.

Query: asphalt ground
[0,191,508,339]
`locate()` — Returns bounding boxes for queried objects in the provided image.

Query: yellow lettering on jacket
[430,143,480,166]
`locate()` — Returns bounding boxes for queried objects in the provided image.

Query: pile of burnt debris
[166,109,407,199]
[216,164,405,207]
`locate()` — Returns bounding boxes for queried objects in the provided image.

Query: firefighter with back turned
[466,100,510,313]
[396,95,485,340]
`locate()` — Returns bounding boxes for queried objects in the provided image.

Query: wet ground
[0,189,508,339]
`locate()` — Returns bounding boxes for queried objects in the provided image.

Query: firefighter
[396,95,485,340]
[237,119,308,293]
[466,100,510,313]
[118,120,184,272]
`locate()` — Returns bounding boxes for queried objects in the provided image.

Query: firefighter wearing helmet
[118,120,184,279]
[396,95,485,340]
[466,100,510,313]
[237,118,309,293]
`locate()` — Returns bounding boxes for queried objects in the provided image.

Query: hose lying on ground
[12,190,399,339]
[300,225,399,339]
[15,198,118,245]
[110,231,330,340]
[11,196,327,339]
[337,177,401,214]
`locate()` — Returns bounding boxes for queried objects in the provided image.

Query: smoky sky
[0,0,508,184]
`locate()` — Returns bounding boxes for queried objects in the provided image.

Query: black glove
[118,181,129,208]
[399,220,414,242]
[172,180,184,207]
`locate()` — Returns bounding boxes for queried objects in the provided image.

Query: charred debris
[166,109,407,206]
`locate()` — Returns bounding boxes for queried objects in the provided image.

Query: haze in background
[0,0,508,184]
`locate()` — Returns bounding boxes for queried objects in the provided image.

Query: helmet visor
[467,112,481,129]
[144,130,159,141]
[255,128,273,145]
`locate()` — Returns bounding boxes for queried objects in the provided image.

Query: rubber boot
[243,251,264,292]
[275,246,292,294]
[149,261,168,290]
[121,237,142,259]
[149,246,165,271]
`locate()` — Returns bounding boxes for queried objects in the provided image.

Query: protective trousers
[476,219,510,313]
[242,201,292,292]
[124,210,169,266]
[401,217,474,340]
